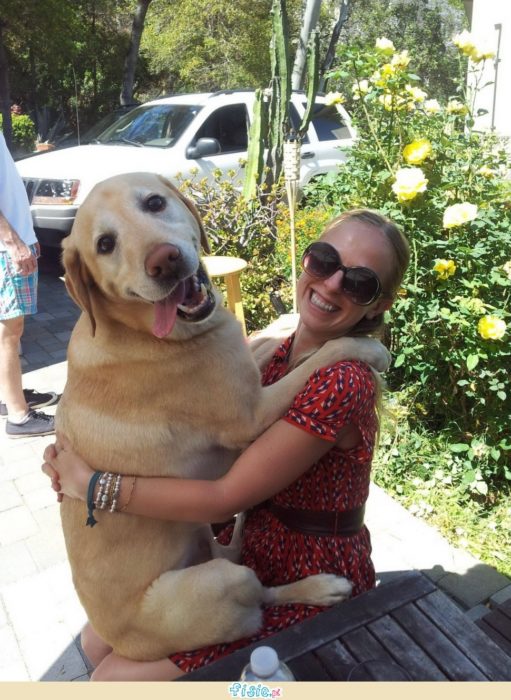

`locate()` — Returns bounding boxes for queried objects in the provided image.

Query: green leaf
[394,354,405,368]
[497,391,507,401]
[450,443,470,453]
[466,354,479,371]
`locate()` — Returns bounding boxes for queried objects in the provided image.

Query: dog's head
[62,173,217,338]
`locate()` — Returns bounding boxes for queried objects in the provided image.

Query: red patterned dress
[169,334,378,672]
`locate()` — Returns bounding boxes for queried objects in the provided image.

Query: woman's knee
[80,622,112,668]
[91,654,184,682]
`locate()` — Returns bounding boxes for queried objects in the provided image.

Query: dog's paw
[267,573,353,606]
[301,573,353,606]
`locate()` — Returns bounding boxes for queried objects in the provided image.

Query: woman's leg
[80,622,113,668]
[91,653,184,681]
[81,621,185,681]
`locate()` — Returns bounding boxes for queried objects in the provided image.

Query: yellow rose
[375,37,395,55]
[403,138,432,165]
[453,30,476,56]
[424,99,441,114]
[470,46,496,63]
[477,165,494,178]
[406,85,427,103]
[433,259,456,280]
[446,99,468,115]
[443,202,478,228]
[391,50,411,70]
[324,91,345,106]
[392,168,428,203]
[352,79,370,100]
[478,316,507,340]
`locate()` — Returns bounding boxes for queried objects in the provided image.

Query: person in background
[43,209,410,680]
[0,131,58,437]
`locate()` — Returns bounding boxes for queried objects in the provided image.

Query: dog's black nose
[145,244,181,278]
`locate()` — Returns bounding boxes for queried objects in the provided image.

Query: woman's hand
[42,433,94,502]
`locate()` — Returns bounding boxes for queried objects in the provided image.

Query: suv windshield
[96,103,202,148]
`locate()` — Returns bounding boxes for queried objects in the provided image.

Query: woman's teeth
[311,291,337,312]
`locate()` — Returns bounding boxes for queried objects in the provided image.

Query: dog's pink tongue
[153,282,185,338]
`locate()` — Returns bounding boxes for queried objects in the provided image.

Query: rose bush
[305,35,511,490]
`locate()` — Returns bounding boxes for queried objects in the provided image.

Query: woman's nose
[323,268,344,292]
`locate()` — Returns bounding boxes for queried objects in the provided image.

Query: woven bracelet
[86,471,103,527]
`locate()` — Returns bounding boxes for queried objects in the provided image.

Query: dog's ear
[61,243,97,336]
[158,175,211,254]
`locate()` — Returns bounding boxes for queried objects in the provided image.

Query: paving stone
[15,470,49,495]
[0,541,38,585]
[0,595,7,627]
[2,572,62,639]
[489,583,511,607]
[0,481,23,511]
[20,625,87,681]
[0,627,30,681]
[465,604,490,621]
[0,506,39,545]
[438,563,511,609]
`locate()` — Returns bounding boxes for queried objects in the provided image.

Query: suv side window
[193,104,249,153]
[307,103,352,141]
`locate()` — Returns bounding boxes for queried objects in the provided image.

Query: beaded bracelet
[86,471,103,527]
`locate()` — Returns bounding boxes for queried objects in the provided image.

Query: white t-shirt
[0,131,37,251]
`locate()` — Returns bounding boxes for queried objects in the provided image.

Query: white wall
[468,0,510,137]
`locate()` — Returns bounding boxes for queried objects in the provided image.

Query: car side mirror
[186,137,221,159]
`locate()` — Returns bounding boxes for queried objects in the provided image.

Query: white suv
[16,90,354,247]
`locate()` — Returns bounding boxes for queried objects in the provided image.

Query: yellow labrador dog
[57,172,388,661]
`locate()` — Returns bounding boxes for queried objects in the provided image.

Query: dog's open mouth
[152,263,215,338]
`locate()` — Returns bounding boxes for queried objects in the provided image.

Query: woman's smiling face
[296,218,396,343]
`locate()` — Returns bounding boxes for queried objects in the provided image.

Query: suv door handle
[301,151,315,159]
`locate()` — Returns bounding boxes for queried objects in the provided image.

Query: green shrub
[305,37,511,490]
[0,113,37,153]
[177,168,289,332]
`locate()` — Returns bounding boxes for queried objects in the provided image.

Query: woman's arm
[43,419,338,523]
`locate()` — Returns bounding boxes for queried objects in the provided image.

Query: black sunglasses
[301,241,382,306]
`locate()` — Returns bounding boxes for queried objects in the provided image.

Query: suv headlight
[32,179,80,205]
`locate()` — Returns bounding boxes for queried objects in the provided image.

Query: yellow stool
[203,255,248,335]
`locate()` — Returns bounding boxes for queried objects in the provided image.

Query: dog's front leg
[232,336,391,445]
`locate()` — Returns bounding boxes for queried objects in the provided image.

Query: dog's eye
[144,195,166,213]
[97,234,116,255]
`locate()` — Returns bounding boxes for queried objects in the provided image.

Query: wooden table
[183,571,511,681]
[203,255,248,335]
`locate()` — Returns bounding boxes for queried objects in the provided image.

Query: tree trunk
[0,19,12,149]
[120,0,152,106]
[318,0,352,92]
[291,0,322,91]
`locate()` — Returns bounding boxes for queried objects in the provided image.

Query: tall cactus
[243,0,319,200]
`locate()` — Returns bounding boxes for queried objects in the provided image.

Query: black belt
[267,502,365,537]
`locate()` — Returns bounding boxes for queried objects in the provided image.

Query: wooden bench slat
[288,651,332,681]
[369,613,447,680]
[393,601,487,680]
[416,590,511,680]
[182,570,434,681]
[314,639,356,680]
[475,617,511,657]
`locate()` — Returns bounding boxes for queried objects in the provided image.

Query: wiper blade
[119,137,144,147]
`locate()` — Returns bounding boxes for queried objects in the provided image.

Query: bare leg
[91,653,184,682]
[81,621,185,681]
[0,316,28,417]
[80,622,113,668]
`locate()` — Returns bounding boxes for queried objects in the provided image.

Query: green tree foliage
[335,0,467,101]
[140,0,303,94]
